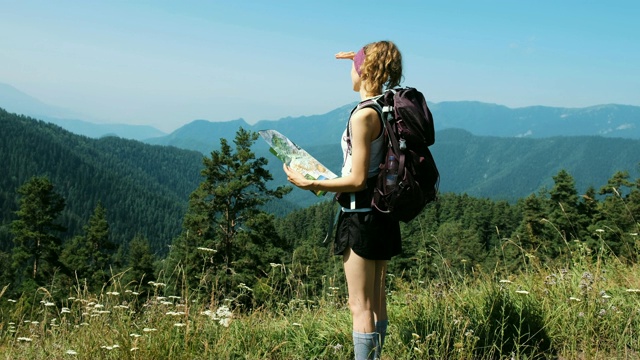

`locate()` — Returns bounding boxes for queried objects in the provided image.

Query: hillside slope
[0,109,204,253]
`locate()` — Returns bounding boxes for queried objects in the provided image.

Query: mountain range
[3,81,639,143]
[2,81,639,209]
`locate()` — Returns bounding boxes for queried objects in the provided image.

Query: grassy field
[1,251,640,359]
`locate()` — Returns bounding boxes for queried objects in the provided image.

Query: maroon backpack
[363,87,439,222]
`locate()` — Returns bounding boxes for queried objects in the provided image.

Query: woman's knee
[348,296,372,316]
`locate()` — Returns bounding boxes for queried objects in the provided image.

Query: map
[258,129,337,197]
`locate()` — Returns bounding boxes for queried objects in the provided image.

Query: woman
[283,40,403,360]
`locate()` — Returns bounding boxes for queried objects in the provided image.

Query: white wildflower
[569,297,581,302]
[17,337,33,342]
[237,283,253,292]
[143,328,157,332]
[61,307,71,314]
[166,311,186,316]
[44,301,55,307]
[197,247,216,253]
[65,350,77,355]
[8,299,17,303]
[219,317,231,327]
[499,279,512,284]
[174,323,186,327]
[626,288,640,293]
[515,290,529,295]
[101,344,119,350]
[130,333,142,338]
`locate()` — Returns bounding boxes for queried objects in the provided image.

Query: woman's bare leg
[343,247,376,333]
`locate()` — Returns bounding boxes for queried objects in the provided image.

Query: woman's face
[351,62,361,92]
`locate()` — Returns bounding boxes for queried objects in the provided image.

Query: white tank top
[340,102,385,178]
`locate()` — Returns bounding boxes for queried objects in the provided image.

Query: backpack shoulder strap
[346,96,384,140]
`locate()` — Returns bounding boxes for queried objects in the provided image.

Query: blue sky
[1,1,638,132]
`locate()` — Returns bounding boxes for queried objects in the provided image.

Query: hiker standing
[284,40,403,360]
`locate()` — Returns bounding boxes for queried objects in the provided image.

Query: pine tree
[167,128,291,297]
[10,176,67,294]
[61,202,115,291]
[122,233,156,294]
[546,170,584,260]
[596,171,638,261]
[512,192,553,264]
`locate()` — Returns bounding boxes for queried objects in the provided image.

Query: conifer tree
[596,171,638,261]
[547,170,583,259]
[513,192,552,262]
[168,128,291,297]
[10,176,66,293]
[123,233,156,294]
[61,202,115,291]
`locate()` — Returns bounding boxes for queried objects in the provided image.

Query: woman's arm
[283,107,379,193]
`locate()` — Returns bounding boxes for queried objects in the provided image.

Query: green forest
[1,109,639,358]
[2,107,639,302]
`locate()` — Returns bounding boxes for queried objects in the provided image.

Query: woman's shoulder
[351,106,379,123]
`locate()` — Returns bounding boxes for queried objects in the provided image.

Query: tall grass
[1,244,640,359]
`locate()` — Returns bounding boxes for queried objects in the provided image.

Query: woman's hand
[283,164,315,190]
[335,51,356,60]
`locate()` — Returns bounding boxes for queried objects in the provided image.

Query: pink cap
[353,47,365,76]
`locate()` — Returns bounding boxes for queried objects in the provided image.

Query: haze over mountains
[0,83,166,140]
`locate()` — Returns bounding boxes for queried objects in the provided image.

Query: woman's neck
[359,85,380,100]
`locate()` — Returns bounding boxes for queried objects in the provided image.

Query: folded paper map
[258,129,337,197]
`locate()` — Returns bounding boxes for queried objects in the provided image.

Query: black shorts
[333,209,402,260]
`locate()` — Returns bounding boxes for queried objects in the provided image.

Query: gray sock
[375,320,388,358]
[353,331,379,360]
[375,320,388,347]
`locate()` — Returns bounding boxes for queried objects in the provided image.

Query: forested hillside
[433,129,640,199]
[0,108,204,252]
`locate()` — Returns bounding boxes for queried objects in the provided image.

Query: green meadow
[2,247,639,360]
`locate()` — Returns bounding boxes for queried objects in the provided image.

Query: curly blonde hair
[359,41,403,95]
